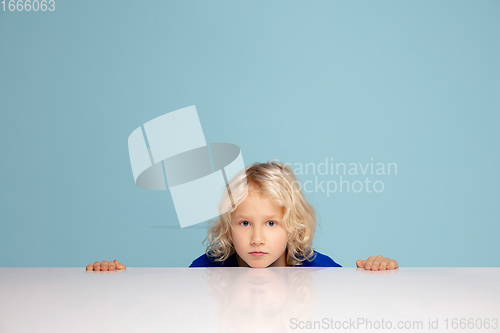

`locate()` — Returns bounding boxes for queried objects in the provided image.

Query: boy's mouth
[249,252,267,257]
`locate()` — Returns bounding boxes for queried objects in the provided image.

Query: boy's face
[230,188,288,268]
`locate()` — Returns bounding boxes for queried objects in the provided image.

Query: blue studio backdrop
[1,0,499,267]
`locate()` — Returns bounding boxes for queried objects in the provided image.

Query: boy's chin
[248,262,270,269]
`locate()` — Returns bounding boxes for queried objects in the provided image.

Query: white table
[0,267,499,333]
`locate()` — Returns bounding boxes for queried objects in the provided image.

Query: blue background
[1,0,498,267]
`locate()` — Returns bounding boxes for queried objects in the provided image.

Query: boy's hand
[85,260,126,271]
[356,255,398,271]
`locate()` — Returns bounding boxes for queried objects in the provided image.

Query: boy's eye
[241,221,250,227]
[266,221,276,227]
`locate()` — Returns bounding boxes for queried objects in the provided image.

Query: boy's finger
[356,259,366,268]
[370,255,385,271]
[93,261,101,271]
[86,264,94,271]
[108,261,116,270]
[364,256,375,270]
[115,260,126,270]
[370,261,381,270]
[100,260,109,271]
[379,258,391,271]
[386,261,396,270]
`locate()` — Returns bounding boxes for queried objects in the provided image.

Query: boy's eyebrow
[233,214,280,220]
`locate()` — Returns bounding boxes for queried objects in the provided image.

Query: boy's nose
[250,227,265,245]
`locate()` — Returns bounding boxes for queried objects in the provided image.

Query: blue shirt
[189,250,342,267]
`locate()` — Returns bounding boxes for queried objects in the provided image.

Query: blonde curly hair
[204,160,317,266]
